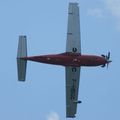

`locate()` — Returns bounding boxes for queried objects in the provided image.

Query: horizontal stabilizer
[17,35,27,81]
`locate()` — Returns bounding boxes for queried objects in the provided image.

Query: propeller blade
[108,52,110,60]
[101,54,105,58]
[101,64,106,67]
[101,52,111,68]
[107,63,109,68]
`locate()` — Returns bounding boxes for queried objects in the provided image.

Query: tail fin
[17,35,27,81]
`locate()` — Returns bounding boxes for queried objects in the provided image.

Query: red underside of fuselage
[21,52,107,67]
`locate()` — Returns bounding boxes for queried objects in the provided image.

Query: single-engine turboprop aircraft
[17,3,111,118]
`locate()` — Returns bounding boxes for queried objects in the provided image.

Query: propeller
[101,52,111,68]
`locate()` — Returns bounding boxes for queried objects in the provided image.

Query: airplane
[17,2,112,118]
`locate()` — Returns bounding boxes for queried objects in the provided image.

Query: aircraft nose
[101,58,112,68]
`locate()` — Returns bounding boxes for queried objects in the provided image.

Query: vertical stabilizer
[17,35,27,81]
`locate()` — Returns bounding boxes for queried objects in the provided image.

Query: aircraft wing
[65,66,81,117]
[66,3,81,53]
[65,3,81,118]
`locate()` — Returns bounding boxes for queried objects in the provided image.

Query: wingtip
[66,115,76,118]
[69,0,79,5]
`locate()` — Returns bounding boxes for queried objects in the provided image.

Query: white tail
[17,35,27,81]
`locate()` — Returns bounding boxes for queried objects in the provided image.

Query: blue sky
[0,0,120,120]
